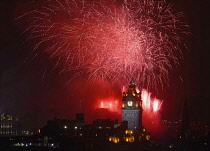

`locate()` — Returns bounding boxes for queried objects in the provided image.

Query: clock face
[127,101,133,106]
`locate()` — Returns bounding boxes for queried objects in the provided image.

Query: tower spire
[129,80,136,88]
[122,80,143,133]
[180,98,190,139]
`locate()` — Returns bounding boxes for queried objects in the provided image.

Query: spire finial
[129,79,136,86]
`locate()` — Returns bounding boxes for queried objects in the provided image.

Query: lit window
[125,129,133,135]
[125,136,134,142]
[122,103,126,108]
[109,137,119,143]
[136,102,139,107]
[146,135,150,140]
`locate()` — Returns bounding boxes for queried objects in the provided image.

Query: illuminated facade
[122,80,143,132]
[0,113,13,136]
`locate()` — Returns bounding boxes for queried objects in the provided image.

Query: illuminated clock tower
[122,80,143,132]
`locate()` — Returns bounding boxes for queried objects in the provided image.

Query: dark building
[76,113,84,128]
[76,113,84,123]
[0,113,13,136]
[93,118,115,129]
[40,113,84,136]
[179,100,190,141]
[121,80,143,133]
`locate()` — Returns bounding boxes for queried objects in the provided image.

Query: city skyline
[1,0,210,135]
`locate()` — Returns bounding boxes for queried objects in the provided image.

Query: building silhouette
[122,80,143,133]
[0,113,13,136]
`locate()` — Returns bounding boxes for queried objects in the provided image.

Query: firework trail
[95,86,163,135]
[17,0,189,89]
[96,88,163,114]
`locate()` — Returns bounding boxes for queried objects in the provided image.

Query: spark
[141,89,163,113]
[18,0,189,90]
[154,98,163,113]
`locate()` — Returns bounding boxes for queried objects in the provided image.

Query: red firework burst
[17,0,189,89]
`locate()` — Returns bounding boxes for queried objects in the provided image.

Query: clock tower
[122,80,143,133]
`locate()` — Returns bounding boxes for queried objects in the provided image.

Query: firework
[18,0,189,89]
[141,89,163,113]
[97,88,162,114]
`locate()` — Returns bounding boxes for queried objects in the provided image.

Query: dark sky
[0,0,210,131]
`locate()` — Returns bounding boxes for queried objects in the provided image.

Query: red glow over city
[96,87,162,118]
[98,98,120,113]
[95,86,163,137]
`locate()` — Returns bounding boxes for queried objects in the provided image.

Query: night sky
[1,0,210,132]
